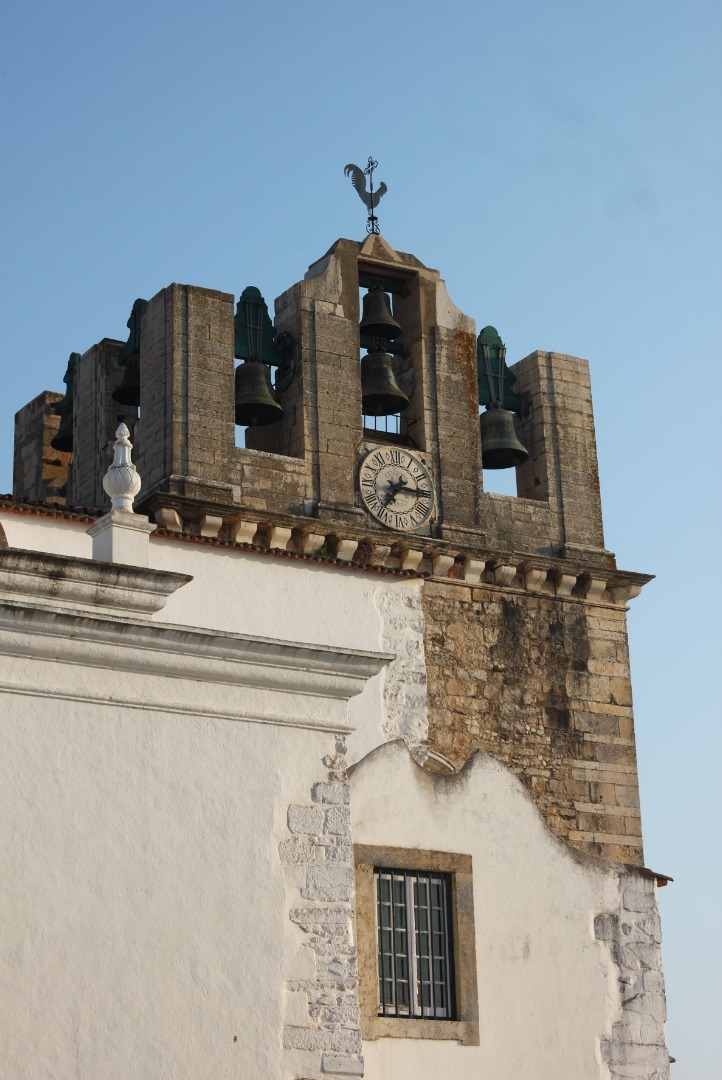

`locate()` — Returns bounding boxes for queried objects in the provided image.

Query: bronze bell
[234,359,283,427]
[51,406,74,454]
[50,353,79,453]
[361,350,410,416]
[112,352,140,406]
[360,286,402,341]
[480,407,529,469]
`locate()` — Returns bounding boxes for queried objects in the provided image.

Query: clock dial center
[358,448,435,531]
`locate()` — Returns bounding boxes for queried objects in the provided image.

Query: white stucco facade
[0,506,669,1079]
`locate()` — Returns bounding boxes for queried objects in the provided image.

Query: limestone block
[232,519,259,544]
[279,837,316,864]
[303,866,355,903]
[324,807,351,835]
[492,563,517,587]
[524,567,547,592]
[335,540,358,563]
[199,514,223,538]
[322,1052,364,1075]
[555,572,577,596]
[268,525,292,550]
[288,805,325,834]
[301,531,326,554]
[399,548,424,572]
[155,507,182,532]
[463,558,486,585]
[584,576,607,602]
[312,782,350,805]
[432,554,455,578]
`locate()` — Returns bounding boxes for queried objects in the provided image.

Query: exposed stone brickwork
[13,391,68,506]
[423,578,644,864]
[374,580,428,750]
[71,338,129,508]
[280,737,364,1079]
[596,872,670,1079]
[232,446,308,513]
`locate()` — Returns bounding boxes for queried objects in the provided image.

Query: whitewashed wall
[350,741,669,1080]
[0,511,429,762]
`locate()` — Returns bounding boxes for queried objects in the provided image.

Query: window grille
[375,868,455,1019]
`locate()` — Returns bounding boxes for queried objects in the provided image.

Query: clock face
[358,447,435,531]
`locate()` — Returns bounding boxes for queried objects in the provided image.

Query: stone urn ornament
[103,423,141,513]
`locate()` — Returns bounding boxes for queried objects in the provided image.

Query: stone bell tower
[13,231,650,865]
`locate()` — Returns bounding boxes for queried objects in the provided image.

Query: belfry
[3,187,671,1078]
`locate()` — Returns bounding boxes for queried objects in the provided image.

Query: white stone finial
[102,423,142,513]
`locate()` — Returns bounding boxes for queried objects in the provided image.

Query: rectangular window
[355,845,479,1045]
[375,868,455,1019]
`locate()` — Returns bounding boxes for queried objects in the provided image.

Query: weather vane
[344,157,387,234]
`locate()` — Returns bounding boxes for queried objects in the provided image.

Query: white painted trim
[0,602,392,732]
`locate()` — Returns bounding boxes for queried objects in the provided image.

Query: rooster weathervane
[344,157,387,235]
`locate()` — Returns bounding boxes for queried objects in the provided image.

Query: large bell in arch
[234,359,283,427]
[480,406,529,469]
[112,352,140,406]
[361,349,409,416]
[359,285,402,341]
[50,353,80,453]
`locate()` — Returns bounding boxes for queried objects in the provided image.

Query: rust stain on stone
[452,330,480,416]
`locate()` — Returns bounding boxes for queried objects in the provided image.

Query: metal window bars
[375,868,455,1019]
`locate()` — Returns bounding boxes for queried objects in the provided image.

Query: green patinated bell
[112,351,140,406]
[50,352,80,453]
[359,286,402,341]
[480,406,529,469]
[361,350,409,416]
[235,286,281,365]
[234,359,283,427]
[113,298,148,407]
[477,325,522,413]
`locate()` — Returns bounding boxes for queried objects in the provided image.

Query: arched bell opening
[233,286,301,457]
[358,272,418,447]
[477,325,529,497]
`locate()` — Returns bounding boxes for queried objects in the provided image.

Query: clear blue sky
[2,2,720,1073]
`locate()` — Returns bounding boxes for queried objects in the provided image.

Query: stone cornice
[142,493,653,607]
[0,547,191,616]
[0,601,392,731]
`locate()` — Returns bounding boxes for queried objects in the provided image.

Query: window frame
[354,845,480,1045]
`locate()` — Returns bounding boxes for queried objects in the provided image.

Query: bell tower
[13,230,649,861]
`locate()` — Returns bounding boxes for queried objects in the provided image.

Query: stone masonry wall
[13,391,68,506]
[422,578,644,864]
[232,446,308,514]
[596,871,670,1079]
[280,737,364,1080]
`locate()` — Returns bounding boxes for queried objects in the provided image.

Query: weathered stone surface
[423,581,643,863]
[288,804,325,835]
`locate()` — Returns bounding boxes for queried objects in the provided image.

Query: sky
[2,1,720,1073]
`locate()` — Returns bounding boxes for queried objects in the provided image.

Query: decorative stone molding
[154,507,182,532]
[199,514,223,538]
[142,498,651,608]
[0,603,392,732]
[335,539,359,563]
[491,562,518,587]
[0,547,190,616]
[89,424,157,567]
[102,423,141,512]
[231,518,259,544]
